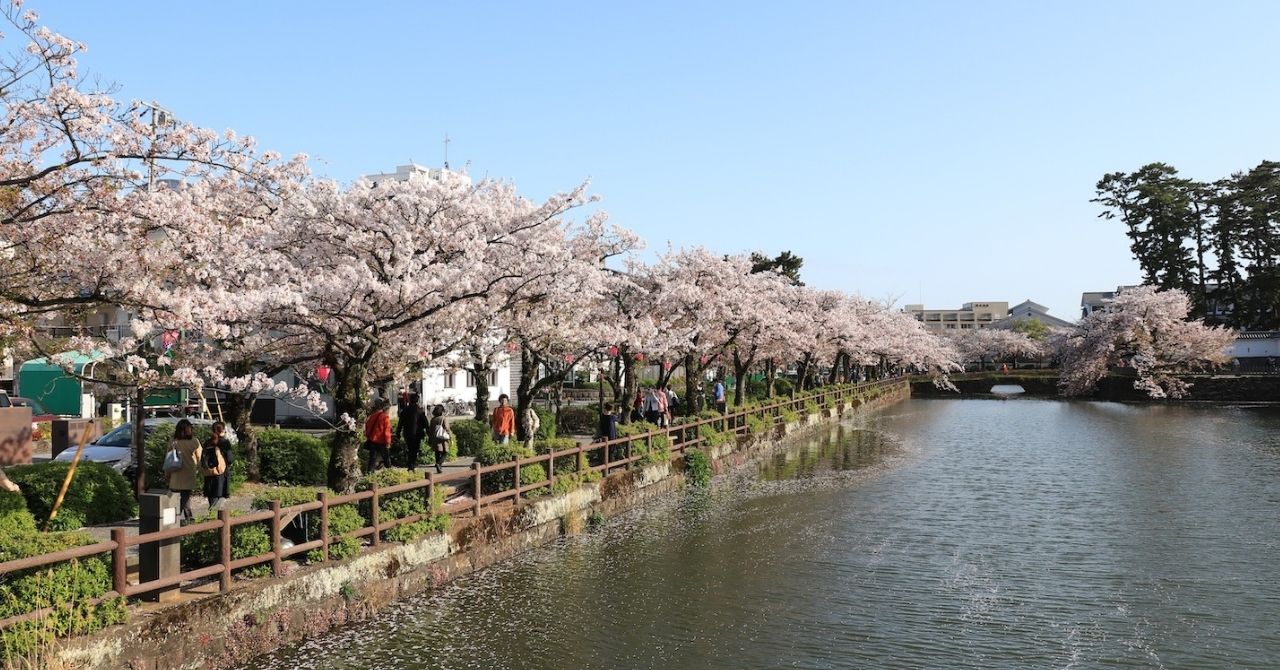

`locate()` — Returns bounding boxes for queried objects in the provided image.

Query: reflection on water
[245,399,1280,670]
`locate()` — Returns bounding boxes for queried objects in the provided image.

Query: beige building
[903,301,1009,331]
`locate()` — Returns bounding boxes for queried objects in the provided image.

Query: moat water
[245,398,1280,669]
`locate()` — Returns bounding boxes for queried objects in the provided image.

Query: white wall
[420,359,512,406]
[1226,335,1280,359]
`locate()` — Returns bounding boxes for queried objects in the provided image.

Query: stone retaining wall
[58,382,910,670]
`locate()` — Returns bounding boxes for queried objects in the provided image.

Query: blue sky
[34,1,1280,321]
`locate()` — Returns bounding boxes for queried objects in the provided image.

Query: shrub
[251,486,363,563]
[0,521,127,661]
[697,423,730,449]
[746,414,768,436]
[638,434,671,466]
[256,428,328,486]
[474,442,537,496]
[180,511,272,578]
[355,469,449,543]
[614,421,661,464]
[684,449,711,487]
[533,438,581,477]
[804,400,820,415]
[534,407,557,440]
[557,405,597,435]
[779,407,799,424]
[450,419,492,458]
[6,462,137,531]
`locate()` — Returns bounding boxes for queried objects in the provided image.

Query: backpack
[201,445,226,476]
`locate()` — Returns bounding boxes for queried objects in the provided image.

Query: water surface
[246,399,1280,669]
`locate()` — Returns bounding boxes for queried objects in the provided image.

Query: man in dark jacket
[396,393,428,471]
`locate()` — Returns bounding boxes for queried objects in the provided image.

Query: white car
[52,418,238,476]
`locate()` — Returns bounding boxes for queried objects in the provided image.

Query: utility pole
[133,101,174,498]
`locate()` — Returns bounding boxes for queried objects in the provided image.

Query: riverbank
[50,380,909,670]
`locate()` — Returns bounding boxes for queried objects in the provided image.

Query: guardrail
[0,377,905,632]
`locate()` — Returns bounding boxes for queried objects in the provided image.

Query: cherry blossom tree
[251,175,619,491]
[945,328,1046,370]
[1053,286,1235,398]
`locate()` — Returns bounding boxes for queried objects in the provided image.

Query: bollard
[138,490,180,602]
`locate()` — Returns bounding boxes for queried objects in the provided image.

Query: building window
[945,324,956,329]
[960,324,972,329]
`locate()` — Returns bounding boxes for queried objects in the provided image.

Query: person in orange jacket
[490,394,516,444]
[364,398,393,473]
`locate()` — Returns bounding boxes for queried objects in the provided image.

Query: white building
[904,300,1072,332]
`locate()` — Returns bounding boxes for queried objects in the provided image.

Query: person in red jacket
[490,394,516,444]
[364,398,393,473]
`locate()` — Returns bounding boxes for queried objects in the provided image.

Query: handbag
[432,420,449,443]
[162,446,183,473]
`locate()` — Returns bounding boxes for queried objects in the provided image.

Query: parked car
[52,417,238,477]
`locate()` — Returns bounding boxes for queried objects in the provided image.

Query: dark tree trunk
[471,355,490,423]
[327,361,369,493]
[515,347,536,442]
[732,350,751,407]
[223,391,259,482]
[619,351,638,425]
[684,354,699,417]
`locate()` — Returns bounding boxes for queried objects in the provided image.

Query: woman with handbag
[202,421,233,510]
[165,419,202,522]
[427,405,450,474]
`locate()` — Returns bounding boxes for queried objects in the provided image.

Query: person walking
[655,384,670,427]
[713,379,727,414]
[490,394,516,444]
[364,399,393,473]
[597,402,619,442]
[522,404,541,449]
[397,393,427,471]
[201,421,233,510]
[427,405,450,474]
[166,419,202,522]
[643,387,662,425]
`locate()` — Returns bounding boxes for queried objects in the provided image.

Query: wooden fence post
[218,508,232,592]
[269,501,283,577]
[513,454,522,503]
[472,463,483,517]
[317,490,330,563]
[111,528,128,598]
[370,484,381,547]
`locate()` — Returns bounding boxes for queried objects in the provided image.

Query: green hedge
[534,408,556,440]
[0,494,127,661]
[250,487,362,563]
[557,405,597,435]
[180,511,272,578]
[355,469,450,543]
[5,462,137,531]
[450,419,492,458]
[256,428,328,486]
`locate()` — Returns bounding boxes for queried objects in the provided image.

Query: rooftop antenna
[443,134,451,170]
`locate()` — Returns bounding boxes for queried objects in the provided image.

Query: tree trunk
[132,387,146,499]
[327,361,368,493]
[471,355,490,423]
[619,351,638,425]
[515,347,536,442]
[732,350,751,407]
[684,354,699,417]
[223,391,259,482]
